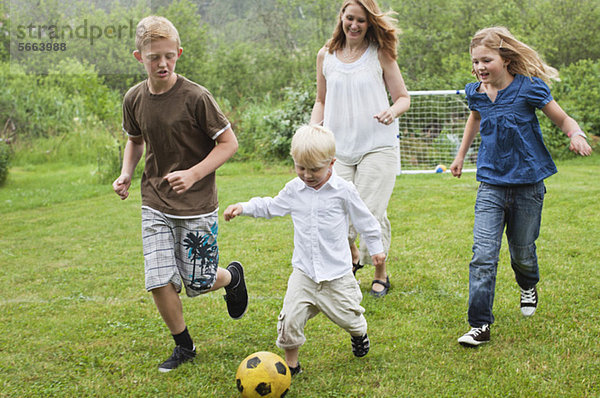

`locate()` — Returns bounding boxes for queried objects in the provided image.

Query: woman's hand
[374,108,395,125]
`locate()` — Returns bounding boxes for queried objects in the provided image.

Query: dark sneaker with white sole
[289,362,302,377]
[458,324,490,347]
[158,345,196,372]
[520,286,538,317]
[224,261,248,319]
[351,333,370,357]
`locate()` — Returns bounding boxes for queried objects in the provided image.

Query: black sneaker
[289,362,302,377]
[224,261,248,319]
[520,286,538,317]
[158,345,196,373]
[458,324,490,347]
[351,333,370,357]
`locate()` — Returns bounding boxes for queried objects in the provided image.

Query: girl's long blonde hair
[326,0,399,60]
[470,26,558,84]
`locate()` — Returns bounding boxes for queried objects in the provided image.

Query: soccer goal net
[397,90,479,174]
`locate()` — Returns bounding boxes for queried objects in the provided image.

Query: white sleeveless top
[323,43,399,165]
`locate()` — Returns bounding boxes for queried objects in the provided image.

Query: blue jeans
[467,181,546,327]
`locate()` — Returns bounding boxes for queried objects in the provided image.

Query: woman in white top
[311,0,410,297]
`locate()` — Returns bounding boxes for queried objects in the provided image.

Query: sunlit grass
[1,156,598,397]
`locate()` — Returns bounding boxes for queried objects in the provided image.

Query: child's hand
[223,204,243,221]
[113,174,132,200]
[450,158,463,178]
[164,170,196,194]
[371,253,386,267]
[569,135,593,156]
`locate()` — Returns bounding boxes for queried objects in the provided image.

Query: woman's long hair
[326,0,399,60]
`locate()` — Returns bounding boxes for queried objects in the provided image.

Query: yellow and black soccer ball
[235,351,291,398]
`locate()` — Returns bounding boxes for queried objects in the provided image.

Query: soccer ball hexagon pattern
[236,351,291,398]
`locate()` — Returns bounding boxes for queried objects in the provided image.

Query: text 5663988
[17,42,67,52]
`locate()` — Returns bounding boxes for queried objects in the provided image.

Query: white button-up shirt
[241,172,384,283]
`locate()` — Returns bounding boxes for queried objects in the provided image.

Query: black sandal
[370,276,390,298]
[352,262,364,276]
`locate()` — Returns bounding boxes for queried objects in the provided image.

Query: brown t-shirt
[122,75,229,216]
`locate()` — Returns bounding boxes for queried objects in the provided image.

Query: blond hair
[135,16,181,52]
[290,125,336,168]
[326,0,399,60]
[470,26,558,84]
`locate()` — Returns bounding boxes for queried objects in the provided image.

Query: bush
[260,85,315,161]
[93,133,144,185]
[0,60,121,139]
[232,99,272,162]
[234,84,315,163]
[540,59,600,159]
[94,138,124,184]
[44,59,122,124]
[0,140,11,186]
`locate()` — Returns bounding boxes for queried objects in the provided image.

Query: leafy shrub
[260,86,315,161]
[0,60,121,139]
[0,140,11,186]
[94,138,121,184]
[234,84,315,163]
[1,66,75,137]
[232,99,271,161]
[540,59,600,159]
[44,60,122,124]
[93,127,146,184]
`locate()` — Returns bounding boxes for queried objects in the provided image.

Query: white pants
[335,148,397,265]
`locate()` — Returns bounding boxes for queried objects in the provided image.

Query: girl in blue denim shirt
[450,26,592,347]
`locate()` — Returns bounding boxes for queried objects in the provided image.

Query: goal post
[397,90,479,175]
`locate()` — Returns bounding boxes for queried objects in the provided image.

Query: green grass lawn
[1,156,598,397]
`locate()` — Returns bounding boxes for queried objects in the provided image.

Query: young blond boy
[224,125,385,375]
[112,16,248,372]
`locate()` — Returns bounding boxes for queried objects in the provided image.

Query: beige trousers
[276,269,367,350]
[334,147,397,265]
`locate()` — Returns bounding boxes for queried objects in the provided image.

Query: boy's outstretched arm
[164,128,238,194]
[113,135,144,200]
[223,204,243,221]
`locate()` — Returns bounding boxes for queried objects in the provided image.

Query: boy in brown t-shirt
[112,15,248,373]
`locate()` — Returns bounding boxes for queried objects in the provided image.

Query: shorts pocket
[277,312,288,345]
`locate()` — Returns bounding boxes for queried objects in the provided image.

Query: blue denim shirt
[466,74,557,186]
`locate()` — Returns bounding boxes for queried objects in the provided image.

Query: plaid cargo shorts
[142,207,219,297]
